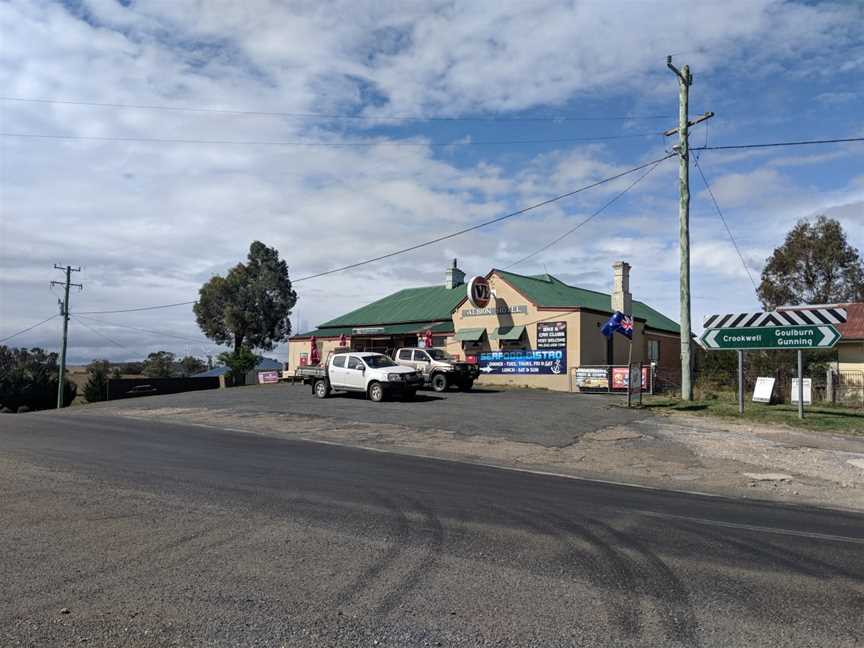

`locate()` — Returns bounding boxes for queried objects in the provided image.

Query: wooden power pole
[51,264,82,408]
[665,57,712,401]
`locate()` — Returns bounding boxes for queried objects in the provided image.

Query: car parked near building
[393,347,479,392]
[295,352,422,402]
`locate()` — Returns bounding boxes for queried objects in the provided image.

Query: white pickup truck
[392,347,479,392]
[295,351,422,402]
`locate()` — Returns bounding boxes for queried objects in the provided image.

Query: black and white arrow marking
[703,307,847,329]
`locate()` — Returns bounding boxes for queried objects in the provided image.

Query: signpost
[700,325,839,351]
[702,306,845,419]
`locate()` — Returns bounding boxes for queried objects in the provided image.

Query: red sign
[258,371,280,384]
[611,367,648,391]
[467,276,491,308]
[465,354,478,364]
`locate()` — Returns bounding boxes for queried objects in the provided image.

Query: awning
[454,327,486,342]
[489,325,526,341]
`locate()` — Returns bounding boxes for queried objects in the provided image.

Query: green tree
[758,216,864,309]
[143,351,176,378]
[177,355,207,377]
[194,241,297,354]
[0,346,76,411]
[83,359,110,403]
[217,346,257,385]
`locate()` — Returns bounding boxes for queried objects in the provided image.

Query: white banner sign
[790,378,812,405]
[752,377,775,403]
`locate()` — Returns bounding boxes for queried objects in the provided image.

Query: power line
[75,301,196,315]
[73,314,216,347]
[293,153,676,283]
[504,156,668,269]
[0,315,58,344]
[0,131,661,149]
[0,96,672,123]
[693,157,760,296]
[71,315,129,349]
[693,137,864,151]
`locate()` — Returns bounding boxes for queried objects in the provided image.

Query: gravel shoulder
[60,384,864,512]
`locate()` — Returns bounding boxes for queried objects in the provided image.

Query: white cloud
[0,1,862,363]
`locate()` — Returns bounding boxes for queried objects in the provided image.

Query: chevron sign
[703,307,847,329]
[700,325,841,351]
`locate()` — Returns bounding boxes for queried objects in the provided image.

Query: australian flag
[601,311,634,339]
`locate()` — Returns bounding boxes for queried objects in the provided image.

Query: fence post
[825,369,834,404]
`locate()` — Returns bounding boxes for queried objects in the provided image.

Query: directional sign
[700,325,841,350]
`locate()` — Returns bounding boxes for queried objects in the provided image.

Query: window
[332,355,346,368]
[648,339,660,362]
[398,349,413,360]
[347,356,363,370]
[362,355,397,368]
[427,349,453,361]
[413,350,430,362]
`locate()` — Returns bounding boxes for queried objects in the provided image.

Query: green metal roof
[488,325,526,340]
[454,327,485,342]
[293,270,679,339]
[318,285,467,328]
[294,320,453,339]
[495,270,679,334]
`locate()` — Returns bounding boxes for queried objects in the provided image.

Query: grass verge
[641,395,864,435]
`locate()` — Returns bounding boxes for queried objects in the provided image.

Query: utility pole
[665,57,713,401]
[51,265,82,408]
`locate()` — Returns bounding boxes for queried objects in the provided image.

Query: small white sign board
[790,378,812,405]
[752,377,775,403]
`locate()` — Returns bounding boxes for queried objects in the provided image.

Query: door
[344,355,367,390]
[412,349,431,376]
[397,348,413,366]
[329,354,348,387]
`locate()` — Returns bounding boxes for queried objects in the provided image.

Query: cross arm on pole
[664,111,714,137]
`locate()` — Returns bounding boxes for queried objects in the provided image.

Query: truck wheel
[459,379,474,392]
[431,373,448,392]
[368,381,385,402]
[313,379,330,399]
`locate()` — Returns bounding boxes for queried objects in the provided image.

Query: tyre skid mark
[330,492,411,610]
[476,502,605,638]
[371,496,445,619]
[579,514,702,648]
[534,508,644,638]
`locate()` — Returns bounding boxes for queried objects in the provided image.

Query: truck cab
[393,347,479,392]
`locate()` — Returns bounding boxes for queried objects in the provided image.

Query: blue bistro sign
[478,349,566,375]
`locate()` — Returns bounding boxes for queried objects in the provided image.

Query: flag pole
[627,337,633,408]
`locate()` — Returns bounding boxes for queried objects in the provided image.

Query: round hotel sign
[467,276,491,308]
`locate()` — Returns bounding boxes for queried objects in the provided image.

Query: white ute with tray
[295,351,422,402]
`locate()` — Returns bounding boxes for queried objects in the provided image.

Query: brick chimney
[445,258,465,289]
[611,261,632,314]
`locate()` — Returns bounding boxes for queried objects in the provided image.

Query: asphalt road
[2,412,863,647]
[85,382,647,447]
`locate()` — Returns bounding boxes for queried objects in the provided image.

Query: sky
[1,0,862,365]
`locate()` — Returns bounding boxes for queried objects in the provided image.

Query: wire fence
[656,366,864,408]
